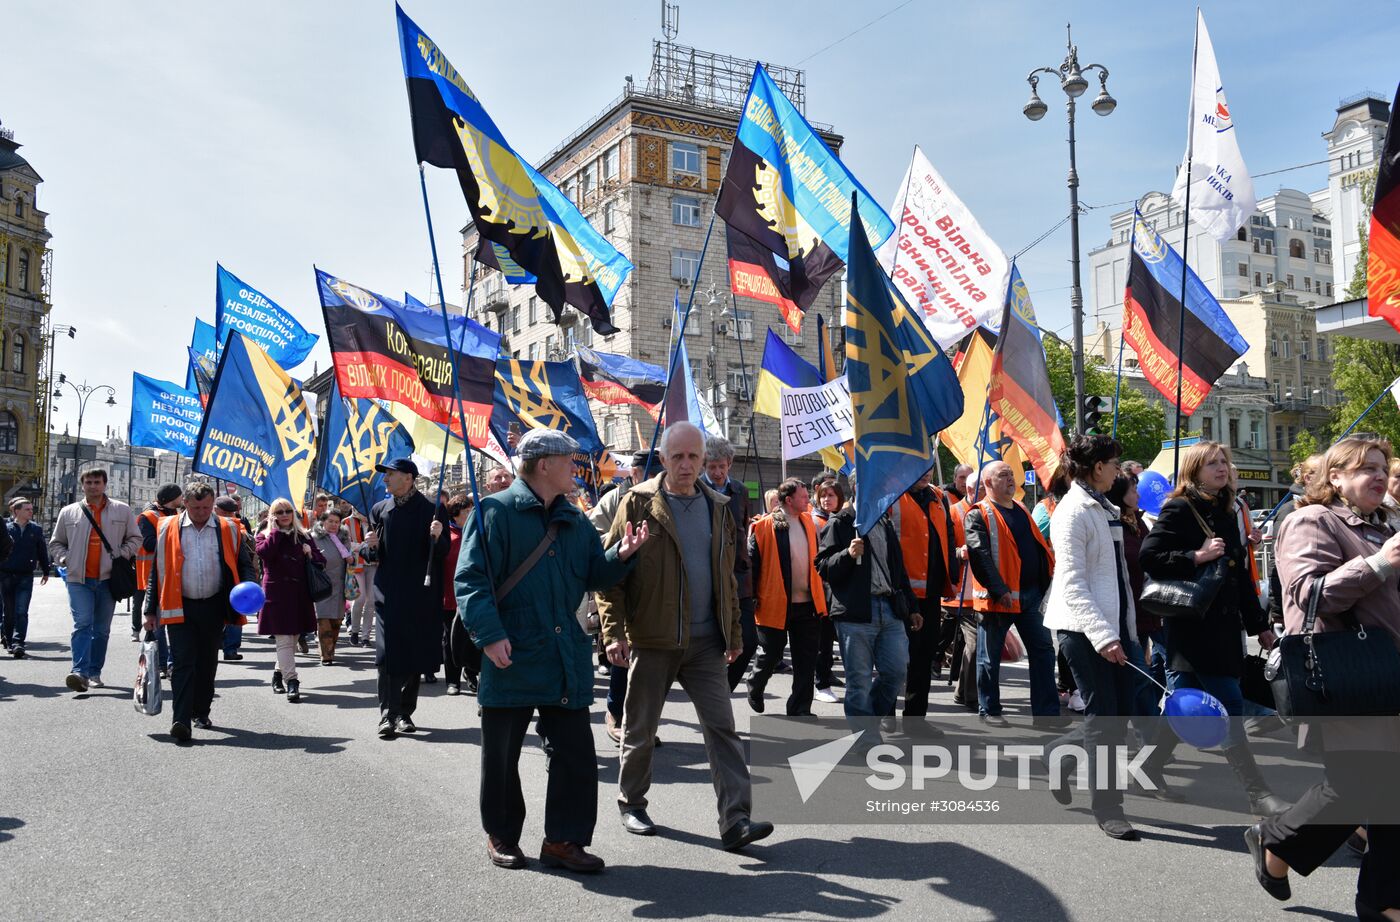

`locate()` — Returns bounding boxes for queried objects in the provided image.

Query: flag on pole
[844,195,962,533]
[492,359,603,454]
[395,5,629,334]
[130,374,203,456]
[1169,9,1256,241]
[193,333,317,505]
[1123,209,1248,415]
[941,330,1030,500]
[576,346,665,416]
[1367,83,1400,333]
[186,318,218,392]
[716,63,894,328]
[727,226,804,334]
[663,292,709,434]
[318,383,416,516]
[988,267,1065,483]
[215,265,319,368]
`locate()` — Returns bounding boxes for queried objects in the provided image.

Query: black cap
[631,449,661,469]
[374,457,419,477]
[156,483,183,506]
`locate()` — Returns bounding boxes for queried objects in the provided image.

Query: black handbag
[1265,575,1400,719]
[304,542,334,603]
[1240,651,1276,710]
[1138,502,1227,620]
[80,504,137,601]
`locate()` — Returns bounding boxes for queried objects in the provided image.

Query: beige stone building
[461,43,842,490]
[0,119,54,504]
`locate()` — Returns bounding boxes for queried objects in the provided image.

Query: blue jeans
[1,573,34,646]
[223,623,243,656]
[68,578,116,678]
[835,597,909,722]
[976,588,1058,716]
[1167,668,1247,748]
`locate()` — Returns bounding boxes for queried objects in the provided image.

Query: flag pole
[731,290,759,493]
[1172,13,1202,481]
[643,210,719,479]
[416,163,489,588]
[435,265,479,491]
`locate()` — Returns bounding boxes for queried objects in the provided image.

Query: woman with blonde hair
[1139,441,1287,816]
[256,497,325,701]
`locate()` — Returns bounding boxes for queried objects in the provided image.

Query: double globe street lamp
[52,374,117,503]
[1023,25,1116,434]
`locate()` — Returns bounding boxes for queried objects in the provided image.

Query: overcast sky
[8,0,1398,439]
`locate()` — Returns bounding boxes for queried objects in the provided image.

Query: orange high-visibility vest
[154,514,241,626]
[968,499,1055,614]
[751,511,827,629]
[897,488,954,600]
[1236,499,1261,595]
[943,497,971,604]
[344,515,366,574]
[135,508,166,591]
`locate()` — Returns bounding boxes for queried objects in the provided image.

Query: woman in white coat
[1042,434,1142,841]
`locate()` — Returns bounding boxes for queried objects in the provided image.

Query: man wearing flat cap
[365,457,449,738]
[457,428,649,873]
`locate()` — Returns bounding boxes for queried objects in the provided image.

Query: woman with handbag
[1138,441,1287,816]
[1246,435,1400,918]
[310,508,356,667]
[256,498,325,702]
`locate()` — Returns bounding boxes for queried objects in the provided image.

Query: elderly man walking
[599,422,774,851]
[50,467,141,693]
[457,429,647,872]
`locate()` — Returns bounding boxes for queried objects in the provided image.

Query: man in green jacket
[456,429,647,874]
[598,422,774,851]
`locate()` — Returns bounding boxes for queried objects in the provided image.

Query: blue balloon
[1136,470,1171,516]
[1164,687,1229,748]
[229,581,265,616]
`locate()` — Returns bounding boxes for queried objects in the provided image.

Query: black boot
[272,670,285,694]
[1138,722,1186,802]
[287,678,301,703]
[1224,744,1290,816]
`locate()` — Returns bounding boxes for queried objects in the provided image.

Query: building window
[1303,276,1311,293]
[10,333,22,373]
[782,324,803,347]
[1266,272,1274,285]
[732,307,754,341]
[1286,274,1295,289]
[1270,334,1278,357]
[1250,417,1262,449]
[1282,334,1291,358]
[1265,240,1274,255]
[1238,262,1248,277]
[671,142,700,175]
[0,246,6,287]
[147,458,157,479]
[672,196,701,227]
[1236,227,1247,242]
[0,412,16,454]
[1202,417,1214,440]
[1252,239,1260,253]
[603,201,616,234]
[1289,239,1305,259]
[602,144,620,182]
[580,164,594,200]
[15,250,28,292]
[670,248,701,282]
[1228,418,1240,448]
[511,304,521,334]
[1317,337,1327,361]
[1275,425,1284,451]
[527,341,539,361]
[1254,271,1261,287]
[726,369,754,401]
[12,195,21,218]
[1326,282,1333,297]
[527,296,537,326]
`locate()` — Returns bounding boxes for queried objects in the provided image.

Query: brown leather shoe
[604,711,623,744]
[539,840,605,873]
[486,835,527,869]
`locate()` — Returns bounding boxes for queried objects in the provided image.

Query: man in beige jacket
[48,467,140,692]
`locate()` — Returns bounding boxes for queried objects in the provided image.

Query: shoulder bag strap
[494,522,561,603]
[1304,575,1325,636]
[1184,500,1215,540]
[79,504,119,559]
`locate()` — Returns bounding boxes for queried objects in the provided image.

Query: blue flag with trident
[318,382,416,517]
[844,195,963,534]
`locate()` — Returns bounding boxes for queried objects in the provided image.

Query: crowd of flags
[119,5,1400,534]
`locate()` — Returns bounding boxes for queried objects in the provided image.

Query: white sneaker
[814,687,838,704]
[88,675,105,688]
[1068,691,1085,712]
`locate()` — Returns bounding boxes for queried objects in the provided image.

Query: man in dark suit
[365,458,449,738]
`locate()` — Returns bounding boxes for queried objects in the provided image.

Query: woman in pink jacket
[255,498,325,703]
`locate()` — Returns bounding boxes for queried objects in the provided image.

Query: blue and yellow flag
[845,197,963,534]
[185,318,218,393]
[396,5,630,334]
[492,358,602,455]
[193,333,318,505]
[754,327,846,472]
[318,382,415,517]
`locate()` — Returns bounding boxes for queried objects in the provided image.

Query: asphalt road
[0,581,1365,921]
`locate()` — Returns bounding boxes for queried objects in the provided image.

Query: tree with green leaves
[1289,430,1319,466]
[1043,337,1167,465]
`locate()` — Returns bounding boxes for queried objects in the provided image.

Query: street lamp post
[1023,24,1116,434]
[51,375,116,504]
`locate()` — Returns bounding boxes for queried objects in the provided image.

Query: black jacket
[369,491,451,673]
[1139,492,1267,677]
[964,500,1051,602]
[815,508,915,622]
[2,520,42,575]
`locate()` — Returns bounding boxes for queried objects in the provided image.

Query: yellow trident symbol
[497,360,570,431]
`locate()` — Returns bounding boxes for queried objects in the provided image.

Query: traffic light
[1082,395,1113,434]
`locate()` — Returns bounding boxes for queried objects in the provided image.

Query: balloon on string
[229,581,266,616]
[1136,470,1171,516]
[1163,687,1229,748]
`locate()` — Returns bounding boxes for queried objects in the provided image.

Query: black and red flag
[575,346,664,418]
[1368,83,1400,332]
[1123,209,1248,416]
[726,228,804,334]
[315,268,496,446]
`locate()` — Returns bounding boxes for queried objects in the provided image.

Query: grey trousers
[618,634,751,832]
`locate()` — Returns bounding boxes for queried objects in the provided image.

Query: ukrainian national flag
[1123,209,1247,415]
[845,199,963,533]
[754,328,821,418]
[1368,83,1400,333]
[193,333,317,505]
[396,6,629,334]
[989,267,1065,483]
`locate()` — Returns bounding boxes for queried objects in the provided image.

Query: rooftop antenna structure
[661,0,679,41]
